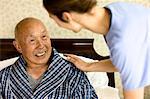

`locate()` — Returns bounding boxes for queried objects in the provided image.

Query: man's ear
[62,12,72,22]
[13,40,22,53]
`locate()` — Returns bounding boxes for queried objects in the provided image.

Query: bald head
[14,17,46,41]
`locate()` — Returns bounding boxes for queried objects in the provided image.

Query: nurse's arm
[123,88,144,99]
[65,54,118,72]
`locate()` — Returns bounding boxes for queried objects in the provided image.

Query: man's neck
[27,64,48,80]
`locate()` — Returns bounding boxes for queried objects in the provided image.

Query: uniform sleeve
[110,44,148,90]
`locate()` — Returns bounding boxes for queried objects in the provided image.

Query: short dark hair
[43,0,97,22]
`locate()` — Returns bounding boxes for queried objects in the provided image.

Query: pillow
[95,86,120,99]
[0,57,19,70]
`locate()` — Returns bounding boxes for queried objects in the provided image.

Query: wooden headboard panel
[0,38,115,87]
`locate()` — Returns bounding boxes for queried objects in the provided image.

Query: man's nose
[37,40,44,48]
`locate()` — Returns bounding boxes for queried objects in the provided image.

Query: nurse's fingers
[64,54,79,63]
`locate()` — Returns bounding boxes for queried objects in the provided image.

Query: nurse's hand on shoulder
[65,54,91,72]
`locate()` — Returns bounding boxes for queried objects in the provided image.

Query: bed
[0,38,120,99]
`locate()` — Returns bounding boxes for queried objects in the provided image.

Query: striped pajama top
[0,49,98,99]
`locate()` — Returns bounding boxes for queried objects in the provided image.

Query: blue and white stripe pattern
[0,49,98,99]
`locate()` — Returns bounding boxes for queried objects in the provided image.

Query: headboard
[0,38,115,87]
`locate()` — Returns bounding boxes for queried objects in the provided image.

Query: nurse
[43,0,150,99]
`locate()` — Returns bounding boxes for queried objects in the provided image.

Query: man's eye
[43,35,47,39]
[30,39,35,43]
[30,39,35,42]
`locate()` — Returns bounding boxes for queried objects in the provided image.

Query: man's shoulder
[68,61,84,74]
[0,65,13,76]
[0,65,13,85]
[67,61,87,83]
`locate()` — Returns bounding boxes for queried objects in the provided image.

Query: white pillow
[95,86,120,99]
[0,57,19,70]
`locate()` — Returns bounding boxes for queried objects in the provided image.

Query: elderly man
[0,17,98,99]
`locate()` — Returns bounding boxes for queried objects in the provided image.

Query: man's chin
[34,61,49,66]
[33,57,49,65]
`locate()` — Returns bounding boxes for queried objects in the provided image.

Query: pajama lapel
[9,56,33,98]
[34,49,70,98]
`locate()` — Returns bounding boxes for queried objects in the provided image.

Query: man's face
[15,20,52,67]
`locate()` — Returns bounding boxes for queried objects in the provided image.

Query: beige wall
[0,0,149,39]
[0,0,150,98]
[0,0,150,55]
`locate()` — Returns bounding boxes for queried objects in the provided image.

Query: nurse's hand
[65,54,118,72]
[65,54,91,72]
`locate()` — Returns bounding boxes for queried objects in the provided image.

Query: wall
[0,0,150,55]
[0,0,150,98]
[0,0,150,39]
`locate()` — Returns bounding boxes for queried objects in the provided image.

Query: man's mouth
[35,51,46,57]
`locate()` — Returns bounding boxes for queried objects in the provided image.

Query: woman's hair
[43,0,97,22]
